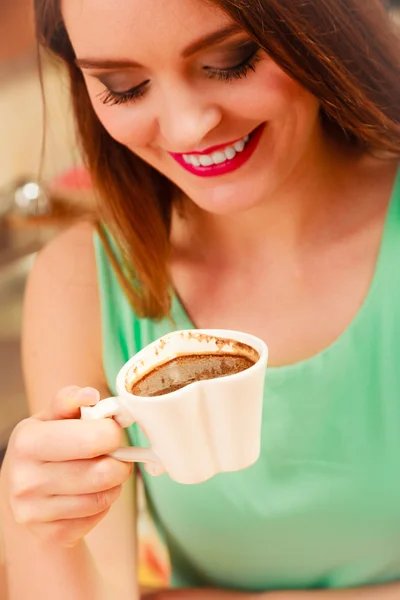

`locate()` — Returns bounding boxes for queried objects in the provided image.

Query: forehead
[62,0,233,58]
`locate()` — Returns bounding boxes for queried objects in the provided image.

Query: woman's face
[63,0,321,215]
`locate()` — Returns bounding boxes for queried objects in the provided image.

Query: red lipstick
[169,124,265,178]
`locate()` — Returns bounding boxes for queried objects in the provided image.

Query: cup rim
[116,328,268,402]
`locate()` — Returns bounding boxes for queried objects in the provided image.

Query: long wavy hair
[34,0,400,318]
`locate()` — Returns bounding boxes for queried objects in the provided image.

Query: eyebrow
[182,23,243,58]
[75,23,244,70]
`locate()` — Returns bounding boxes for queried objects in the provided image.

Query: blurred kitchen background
[0,0,89,464]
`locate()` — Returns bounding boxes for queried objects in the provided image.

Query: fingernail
[77,387,100,404]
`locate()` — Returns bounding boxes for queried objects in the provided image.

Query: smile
[169,124,265,178]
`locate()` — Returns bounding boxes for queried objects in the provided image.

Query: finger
[16,418,123,461]
[29,508,111,548]
[14,485,122,524]
[38,457,133,495]
[39,386,101,421]
[11,456,133,497]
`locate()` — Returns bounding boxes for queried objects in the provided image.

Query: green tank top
[94,168,400,592]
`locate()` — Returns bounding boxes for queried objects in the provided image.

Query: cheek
[89,92,154,148]
[244,61,319,124]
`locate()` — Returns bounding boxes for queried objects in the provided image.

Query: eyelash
[98,82,149,106]
[98,49,262,107]
[205,50,262,82]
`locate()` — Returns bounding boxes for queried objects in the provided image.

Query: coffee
[130,352,257,397]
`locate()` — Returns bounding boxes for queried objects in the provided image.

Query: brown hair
[35,0,400,318]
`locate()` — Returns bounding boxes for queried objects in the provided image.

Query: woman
[1,0,400,598]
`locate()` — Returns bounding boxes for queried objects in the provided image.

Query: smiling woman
[1,1,400,600]
[35,0,400,318]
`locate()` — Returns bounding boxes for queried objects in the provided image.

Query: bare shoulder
[31,220,98,286]
[23,221,107,413]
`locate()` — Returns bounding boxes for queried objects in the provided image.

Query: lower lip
[169,124,266,178]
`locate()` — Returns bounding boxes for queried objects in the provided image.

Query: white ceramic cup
[81,329,268,484]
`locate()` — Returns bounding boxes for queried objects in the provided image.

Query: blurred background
[0,0,87,464]
[0,0,399,595]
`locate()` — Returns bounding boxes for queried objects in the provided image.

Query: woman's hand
[2,385,133,547]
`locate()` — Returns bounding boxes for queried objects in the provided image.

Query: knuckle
[12,417,31,434]
[93,486,121,513]
[11,501,32,525]
[111,484,122,502]
[93,490,111,513]
[10,423,35,460]
[92,458,115,489]
[10,470,38,498]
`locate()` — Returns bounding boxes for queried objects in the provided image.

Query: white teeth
[182,132,250,167]
[199,155,213,167]
[233,140,245,152]
[224,146,236,160]
[212,151,226,164]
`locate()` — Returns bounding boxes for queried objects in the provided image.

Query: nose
[157,81,222,152]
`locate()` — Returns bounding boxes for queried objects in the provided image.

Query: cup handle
[80,398,165,476]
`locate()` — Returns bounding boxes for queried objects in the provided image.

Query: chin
[189,184,266,216]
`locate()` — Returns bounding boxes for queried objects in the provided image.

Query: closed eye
[204,48,262,82]
[97,45,262,107]
[97,80,150,106]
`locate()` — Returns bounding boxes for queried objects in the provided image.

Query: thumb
[39,386,101,421]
